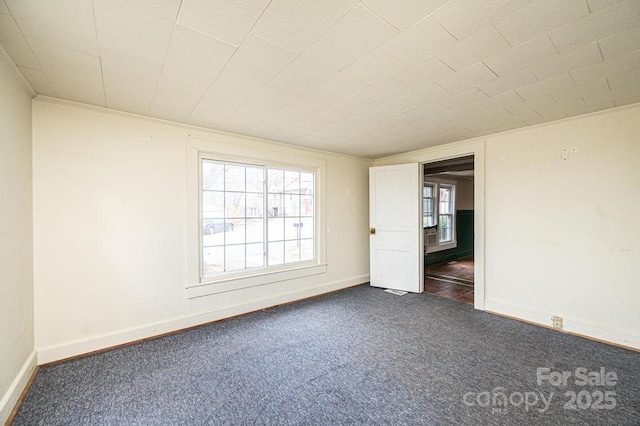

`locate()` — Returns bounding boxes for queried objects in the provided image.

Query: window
[201,159,315,280]
[186,138,327,298]
[438,185,454,243]
[423,184,435,227]
[423,179,456,252]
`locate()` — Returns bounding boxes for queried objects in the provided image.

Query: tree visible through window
[201,159,314,278]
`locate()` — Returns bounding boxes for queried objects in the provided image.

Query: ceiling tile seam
[0,45,35,96]
[175,22,239,49]
[491,22,514,50]
[3,2,58,97]
[183,0,287,125]
[567,68,579,87]
[293,0,344,24]
[292,96,340,115]
[428,12,461,42]
[188,0,371,129]
[475,84,492,100]
[184,0,354,125]
[238,0,269,13]
[585,0,593,15]
[244,32,297,56]
[547,33,561,56]
[431,80,456,98]
[483,61,500,80]
[357,3,401,32]
[499,106,519,120]
[545,3,604,56]
[90,0,107,108]
[147,0,185,116]
[596,40,606,63]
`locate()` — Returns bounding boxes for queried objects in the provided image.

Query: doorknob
[370,228,376,235]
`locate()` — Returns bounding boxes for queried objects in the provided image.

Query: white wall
[32,99,372,362]
[454,177,473,211]
[0,57,35,423]
[424,174,474,210]
[376,104,640,349]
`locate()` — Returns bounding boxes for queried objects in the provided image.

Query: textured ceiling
[1,0,639,158]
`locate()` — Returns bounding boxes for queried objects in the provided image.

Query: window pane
[203,191,224,219]
[225,219,244,244]
[203,219,233,238]
[284,170,300,194]
[268,218,284,242]
[439,215,452,242]
[439,187,451,214]
[300,172,314,195]
[268,169,284,193]
[246,218,263,243]
[225,193,245,218]
[246,167,264,193]
[202,161,224,191]
[225,245,245,272]
[245,193,264,218]
[268,241,284,265]
[285,240,300,263]
[268,193,283,217]
[203,246,224,276]
[285,218,301,240]
[300,217,314,239]
[284,194,300,217]
[300,239,314,261]
[246,243,264,269]
[225,164,245,192]
[301,195,313,217]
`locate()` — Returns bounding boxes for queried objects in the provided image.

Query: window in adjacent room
[423,179,456,252]
[423,184,435,227]
[438,184,454,243]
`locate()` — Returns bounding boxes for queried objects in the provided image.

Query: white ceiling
[1,0,639,158]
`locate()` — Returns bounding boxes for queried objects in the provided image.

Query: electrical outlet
[552,316,563,329]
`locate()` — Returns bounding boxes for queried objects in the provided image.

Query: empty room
[1,0,639,424]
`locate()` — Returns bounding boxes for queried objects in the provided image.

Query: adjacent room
[423,156,475,304]
[1,0,639,424]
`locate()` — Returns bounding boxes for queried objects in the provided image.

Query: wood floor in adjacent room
[424,257,474,304]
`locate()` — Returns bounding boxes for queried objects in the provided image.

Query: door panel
[369,164,422,293]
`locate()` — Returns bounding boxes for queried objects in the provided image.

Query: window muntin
[201,159,315,280]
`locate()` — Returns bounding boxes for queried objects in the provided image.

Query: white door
[369,163,422,293]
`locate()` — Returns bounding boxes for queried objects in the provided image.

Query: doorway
[422,156,475,304]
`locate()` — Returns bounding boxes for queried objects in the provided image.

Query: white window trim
[424,177,457,254]
[186,137,327,298]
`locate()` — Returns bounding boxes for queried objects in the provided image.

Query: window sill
[426,242,457,254]
[186,263,328,299]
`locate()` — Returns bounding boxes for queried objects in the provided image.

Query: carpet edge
[485,298,640,351]
[36,275,369,364]
[0,350,36,425]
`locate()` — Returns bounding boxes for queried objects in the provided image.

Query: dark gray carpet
[12,285,640,425]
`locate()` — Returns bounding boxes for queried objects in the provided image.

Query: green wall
[426,210,474,266]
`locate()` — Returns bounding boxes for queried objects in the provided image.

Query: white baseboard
[0,350,37,425]
[485,298,640,351]
[37,275,369,364]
